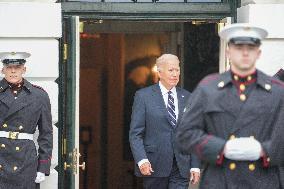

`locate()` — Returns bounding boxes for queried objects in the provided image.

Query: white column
[238,3,284,75]
[0,2,61,189]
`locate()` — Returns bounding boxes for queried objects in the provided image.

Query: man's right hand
[139,162,154,176]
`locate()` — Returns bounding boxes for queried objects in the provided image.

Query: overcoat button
[249,163,255,171]
[247,75,252,81]
[240,84,246,91]
[229,163,236,170]
[265,84,271,91]
[240,94,246,101]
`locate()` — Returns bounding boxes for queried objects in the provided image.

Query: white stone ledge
[238,4,284,38]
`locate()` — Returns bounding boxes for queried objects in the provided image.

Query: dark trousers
[143,158,189,189]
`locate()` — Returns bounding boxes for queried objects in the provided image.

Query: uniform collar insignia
[22,79,32,92]
[256,70,272,92]
[217,71,232,89]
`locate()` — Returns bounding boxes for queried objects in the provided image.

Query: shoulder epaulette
[32,84,47,92]
[199,73,219,85]
[271,79,284,88]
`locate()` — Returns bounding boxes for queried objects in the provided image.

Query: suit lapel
[177,88,186,122]
[5,90,30,119]
[152,84,177,128]
[151,84,168,114]
[219,86,242,119]
[0,89,15,108]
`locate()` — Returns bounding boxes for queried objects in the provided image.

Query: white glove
[35,172,46,183]
[224,137,262,161]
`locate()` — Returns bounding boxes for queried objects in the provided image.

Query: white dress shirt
[159,81,179,120]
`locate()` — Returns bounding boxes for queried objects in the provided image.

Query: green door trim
[61,2,238,20]
[59,16,80,189]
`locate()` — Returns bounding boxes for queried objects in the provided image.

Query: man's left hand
[35,172,46,183]
[190,171,200,185]
[224,137,262,161]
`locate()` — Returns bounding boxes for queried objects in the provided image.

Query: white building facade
[0,0,283,189]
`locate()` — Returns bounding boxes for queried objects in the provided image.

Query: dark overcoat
[0,79,53,189]
[176,70,284,189]
[129,84,200,178]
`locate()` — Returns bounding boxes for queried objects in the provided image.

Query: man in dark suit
[0,52,53,189]
[129,54,200,189]
[176,23,284,189]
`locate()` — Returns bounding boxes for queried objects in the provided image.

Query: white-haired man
[129,54,200,189]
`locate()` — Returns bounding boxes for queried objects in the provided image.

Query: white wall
[0,3,61,37]
[0,2,61,189]
[238,4,284,75]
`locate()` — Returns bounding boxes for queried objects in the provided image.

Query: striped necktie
[167,91,177,127]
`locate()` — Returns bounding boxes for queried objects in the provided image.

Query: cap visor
[229,37,260,46]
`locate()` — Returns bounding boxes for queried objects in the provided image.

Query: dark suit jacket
[129,84,200,178]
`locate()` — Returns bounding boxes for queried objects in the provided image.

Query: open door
[218,17,232,73]
[62,16,84,189]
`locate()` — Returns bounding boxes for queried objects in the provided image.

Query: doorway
[77,20,219,189]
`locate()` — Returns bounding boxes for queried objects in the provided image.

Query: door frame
[59,16,81,189]
[59,1,240,188]
[61,1,235,20]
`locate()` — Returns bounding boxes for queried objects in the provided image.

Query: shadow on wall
[123,56,158,161]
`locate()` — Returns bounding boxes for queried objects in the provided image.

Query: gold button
[239,84,246,91]
[267,157,271,162]
[1,144,5,148]
[234,75,239,81]
[15,147,20,151]
[13,166,18,171]
[229,135,236,140]
[240,94,246,101]
[218,81,225,88]
[0,165,2,169]
[3,124,7,128]
[248,163,255,171]
[247,75,252,81]
[229,163,236,170]
[18,126,23,130]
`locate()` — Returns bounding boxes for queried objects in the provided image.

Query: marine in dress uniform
[176,23,284,189]
[0,52,53,189]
